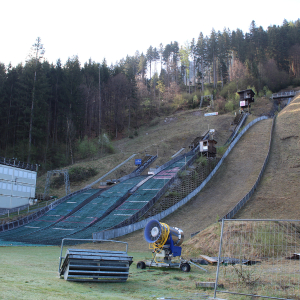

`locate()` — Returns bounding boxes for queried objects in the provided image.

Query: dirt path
[117,118,274,251]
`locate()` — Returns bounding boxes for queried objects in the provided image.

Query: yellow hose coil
[149,222,170,253]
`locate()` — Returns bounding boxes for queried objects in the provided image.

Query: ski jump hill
[1,93,298,247]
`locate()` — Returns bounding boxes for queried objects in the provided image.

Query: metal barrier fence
[214,219,300,299]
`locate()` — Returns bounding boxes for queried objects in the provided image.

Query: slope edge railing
[224,113,248,146]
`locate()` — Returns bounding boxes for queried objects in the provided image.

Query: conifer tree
[27,37,45,163]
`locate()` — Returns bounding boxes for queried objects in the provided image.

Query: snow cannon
[137,219,194,272]
[144,219,184,258]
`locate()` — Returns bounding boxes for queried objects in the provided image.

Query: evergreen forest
[0,19,300,171]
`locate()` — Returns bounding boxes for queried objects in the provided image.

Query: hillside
[36,108,234,196]
[32,93,300,253]
[235,93,300,219]
[37,96,274,197]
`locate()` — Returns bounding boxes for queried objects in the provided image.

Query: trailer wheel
[137,261,146,269]
[180,263,191,272]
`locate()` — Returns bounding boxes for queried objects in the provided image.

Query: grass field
[0,246,219,300]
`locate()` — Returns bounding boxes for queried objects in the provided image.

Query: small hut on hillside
[238,89,255,112]
[199,139,217,157]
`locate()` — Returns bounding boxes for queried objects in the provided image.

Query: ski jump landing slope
[119,118,273,250]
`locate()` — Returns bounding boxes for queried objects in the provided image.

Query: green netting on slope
[71,156,193,240]
[5,176,145,245]
[1,154,194,246]
[0,189,100,240]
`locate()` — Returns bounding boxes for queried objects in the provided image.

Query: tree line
[0,19,299,171]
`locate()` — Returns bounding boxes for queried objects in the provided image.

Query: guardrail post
[214,218,224,298]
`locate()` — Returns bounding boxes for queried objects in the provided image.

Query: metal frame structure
[44,169,71,198]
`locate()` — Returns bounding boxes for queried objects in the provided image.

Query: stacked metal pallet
[59,239,133,282]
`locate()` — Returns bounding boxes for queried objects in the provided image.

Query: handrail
[271,90,300,99]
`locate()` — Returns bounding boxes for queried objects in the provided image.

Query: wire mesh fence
[215,219,300,300]
[143,157,220,218]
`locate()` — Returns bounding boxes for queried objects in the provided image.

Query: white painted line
[25,226,40,228]
[128,201,148,203]
[52,228,74,230]
[67,202,77,203]
[114,214,132,216]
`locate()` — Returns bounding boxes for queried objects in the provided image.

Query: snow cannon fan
[144,219,184,261]
[137,220,206,272]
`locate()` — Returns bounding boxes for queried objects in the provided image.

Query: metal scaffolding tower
[44,169,71,199]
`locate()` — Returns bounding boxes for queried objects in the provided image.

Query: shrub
[105,143,115,154]
[149,117,160,127]
[216,146,227,157]
[68,166,98,182]
[219,81,238,99]
[204,88,212,96]
[263,86,272,98]
[77,136,98,159]
[51,166,98,188]
[167,191,180,197]
[225,100,234,112]
[196,156,208,166]
[214,98,226,113]
[177,171,188,179]
[98,133,115,154]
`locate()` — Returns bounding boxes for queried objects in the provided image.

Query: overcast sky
[1,0,300,67]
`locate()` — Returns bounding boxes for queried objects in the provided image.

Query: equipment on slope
[59,238,133,282]
[137,219,207,272]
